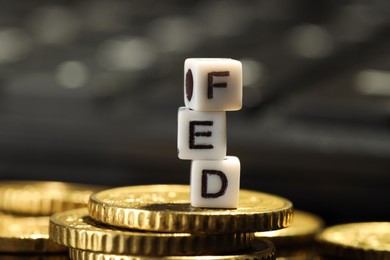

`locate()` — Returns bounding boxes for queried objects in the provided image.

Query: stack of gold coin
[256,210,324,260]
[50,184,294,259]
[316,222,390,260]
[0,180,105,259]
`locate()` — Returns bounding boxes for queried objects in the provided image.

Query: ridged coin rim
[49,208,254,256]
[88,185,293,233]
[68,238,275,260]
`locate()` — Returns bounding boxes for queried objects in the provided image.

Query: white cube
[177,107,226,160]
[184,58,242,111]
[190,156,240,208]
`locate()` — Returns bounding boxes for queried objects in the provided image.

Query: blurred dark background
[0,0,389,225]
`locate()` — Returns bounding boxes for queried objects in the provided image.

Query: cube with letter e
[177,107,226,160]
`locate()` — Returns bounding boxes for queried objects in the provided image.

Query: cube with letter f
[184,58,242,111]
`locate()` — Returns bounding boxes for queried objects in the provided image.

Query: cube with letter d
[184,58,242,111]
[177,107,226,160]
[190,156,240,208]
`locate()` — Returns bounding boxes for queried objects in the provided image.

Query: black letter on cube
[201,170,228,198]
[189,121,213,149]
[208,71,230,99]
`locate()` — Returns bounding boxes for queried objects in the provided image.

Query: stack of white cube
[178,58,242,208]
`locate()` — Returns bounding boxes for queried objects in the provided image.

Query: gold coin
[0,213,66,253]
[0,181,106,215]
[256,210,324,246]
[68,238,275,260]
[316,222,390,259]
[88,185,293,233]
[50,208,253,256]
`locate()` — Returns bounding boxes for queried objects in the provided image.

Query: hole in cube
[186,69,193,101]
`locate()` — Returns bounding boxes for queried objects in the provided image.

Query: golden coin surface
[88,185,293,233]
[68,238,275,260]
[0,181,106,215]
[0,213,66,253]
[256,210,324,246]
[50,208,253,256]
[316,222,390,259]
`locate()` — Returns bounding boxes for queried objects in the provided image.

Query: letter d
[201,170,228,198]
